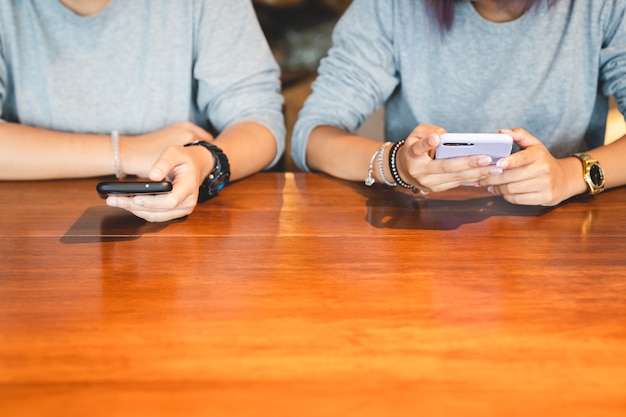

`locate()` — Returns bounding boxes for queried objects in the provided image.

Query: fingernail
[496,159,509,169]
[478,156,492,166]
[106,197,117,207]
[428,135,439,146]
[487,185,495,194]
[490,167,503,175]
[133,197,144,206]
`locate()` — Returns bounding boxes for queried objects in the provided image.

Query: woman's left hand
[480,128,583,206]
[105,144,214,222]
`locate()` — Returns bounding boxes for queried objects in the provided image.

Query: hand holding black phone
[96,181,173,199]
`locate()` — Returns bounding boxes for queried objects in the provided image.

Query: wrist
[568,153,606,197]
[184,140,230,202]
[110,130,125,179]
[188,142,216,180]
[565,156,588,197]
[388,140,419,193]
[116,133,142,177]
[378,142,397,185]
[393,144,412,186]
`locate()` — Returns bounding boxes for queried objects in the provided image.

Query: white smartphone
[435,133,513,164]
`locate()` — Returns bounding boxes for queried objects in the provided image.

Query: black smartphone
[96,181,173,198]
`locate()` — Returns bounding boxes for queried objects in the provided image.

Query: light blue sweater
[0,0,285,167]
[292,0,626,171]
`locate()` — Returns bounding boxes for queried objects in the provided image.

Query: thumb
[148,147,178,181]
[406,133,440,159]
[500,128,540,150]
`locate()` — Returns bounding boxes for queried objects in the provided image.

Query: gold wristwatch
[570,152,605,195]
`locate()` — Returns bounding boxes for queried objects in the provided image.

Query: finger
[500,190,546,206]
[434,153,500,174]
[147,146,182,181]
[427,165,502,191]
[488,178,547,205]
[494,145,542,171]
[106,193,174,212]
[500,128,540,150]
[106,193,194,221]
[128,191,196,221]
[406,133,440,159]
[126,207,191,223]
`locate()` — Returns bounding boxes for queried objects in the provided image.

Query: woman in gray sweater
[293,0,626,205]
[0,0,285,222]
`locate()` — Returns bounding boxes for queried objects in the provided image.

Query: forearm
[213,121,278,181]
[0,123,115,180]
[307,125,383,182]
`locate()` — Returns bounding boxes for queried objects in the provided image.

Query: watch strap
[185,140,230,202]
[570,152,605,195]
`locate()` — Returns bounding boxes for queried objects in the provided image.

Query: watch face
[589,163,604,187]
[208,172,230,194]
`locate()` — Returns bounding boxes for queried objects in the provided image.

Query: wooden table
[1,173,625,416]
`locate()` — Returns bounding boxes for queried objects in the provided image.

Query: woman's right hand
[120,121,215,178]
[394,125,502,193]
[105,143,214,222]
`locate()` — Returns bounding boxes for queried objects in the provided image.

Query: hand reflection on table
[342,182,554,230]
[60,206,181,244]
[366,194,555,230]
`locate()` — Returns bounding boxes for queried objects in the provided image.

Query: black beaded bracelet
[388,140,419,193]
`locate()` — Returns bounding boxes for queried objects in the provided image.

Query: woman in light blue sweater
[0,0,285,222]
[293,0,626,205]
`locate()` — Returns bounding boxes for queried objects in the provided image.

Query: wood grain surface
[1,173,625,416]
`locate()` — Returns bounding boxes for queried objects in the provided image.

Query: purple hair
[425,0,558,32]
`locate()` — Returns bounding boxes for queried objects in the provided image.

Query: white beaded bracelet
[111,130,125,179]
[377,142,397,187]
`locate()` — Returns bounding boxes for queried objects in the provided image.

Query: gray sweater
[292,0,626,171]
[0,0,285,167]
